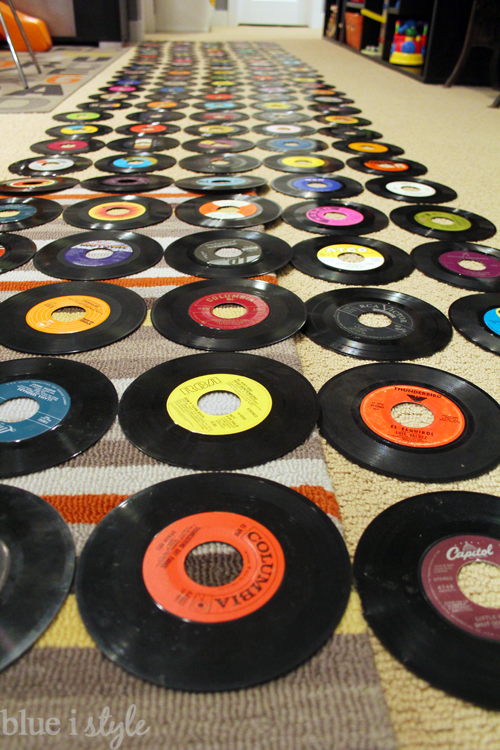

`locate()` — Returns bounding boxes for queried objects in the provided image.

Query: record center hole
[324,212,347,221]
[212,158,230,165]
[294,159,313,166]
[184,542,243,587]
[85,248,114,259]
[457,561,500,608]
[214,246,242,258]
[212,303,246,318]
[216,206,240,214]
[430,216,454,226]
[391,402,434,428]
[338,252,364,264]
[0,209,21,218]
[459,260,486,271]
[0,397,39,422]
[51,305,86,321]
[197,390,241,415]
[105,207,131,216]
[358,312,392,328]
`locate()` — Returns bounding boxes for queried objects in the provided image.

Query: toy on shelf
[390,19,427,66]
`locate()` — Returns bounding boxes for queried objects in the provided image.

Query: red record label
[189,292,269,329]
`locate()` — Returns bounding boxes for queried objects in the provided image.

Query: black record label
[175,174,267,192]
[366,177,457,204]
[449,293,500,355]
[176,193,281,229]
[391,205,496,241]
[0,177,78,195]
[151,278,306,350]
[81,174,173,193]
[63,195,172,230]
[165,229,292,278]
[0,281,146,354]
[318,126,382,140]
[76,473,350,690]
[347,156,427,177]
[126,110,185,123]
[78,100,131,111]
[283,200,388,236]
[107,136,179,153]
[30,138,104,155]
[118,352,319,470]
[292,235,413,285]
[9,156,92,176]
[0,358,117,476]
[354,490,500,708]
[0,232,36,273]
[0,196,61,231]
[95,154,176,174]
[271,173,362,200]
[179,153,261,173]
[319,362,500,481]
[34,230,163,281]
[263,153,344,174]
[304,288,451,359]
[411,241,500,292]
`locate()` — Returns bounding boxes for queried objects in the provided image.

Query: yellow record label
[282,155,325,168]
[26,294,111,334]
[317,243,385,270]
[166,373,272,435]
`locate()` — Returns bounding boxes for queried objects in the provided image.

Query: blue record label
[484,308,500,335]
[0,204,37,222]
[292,177,343,192]
[64,239,134,267]
[0,379,70,442]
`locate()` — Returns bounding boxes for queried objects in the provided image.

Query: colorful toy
[390,19,427,66]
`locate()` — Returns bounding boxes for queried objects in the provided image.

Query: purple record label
[306,205,364,227]
[64,239,134,267]
[293,177,342,192]
[439,250,500,279]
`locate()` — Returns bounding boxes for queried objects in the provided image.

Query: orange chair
[0,1,51,52]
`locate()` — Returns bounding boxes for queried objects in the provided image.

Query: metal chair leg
[0,3,27,88]
[4,0,41,73]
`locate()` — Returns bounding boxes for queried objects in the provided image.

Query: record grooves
[283,200,388,235]
[449,293,500,355]
[411,241,500,292]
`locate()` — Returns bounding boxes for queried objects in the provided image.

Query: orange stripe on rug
[0,274,277,291]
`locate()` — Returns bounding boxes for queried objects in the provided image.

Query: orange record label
[349,142,388,153]
[360,385,465,448]
[365,160,408,172]
[88,201,146,222]
[25,294,111,334]
[142,511,285,623]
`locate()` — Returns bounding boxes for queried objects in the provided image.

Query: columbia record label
[9,156,92,176]
[319,362,500,481]
[176,194,281,229]
[63,195,172,230]
[76,473,350,690]
[391,205,496,241]
[283,200,388,235]
[118,352,319,470]
[0,197,61,230]
[271,174,363,200]
[366,177,457,204]
[354,490,500,708]
[411,241,500,291]
[449,293,500,355]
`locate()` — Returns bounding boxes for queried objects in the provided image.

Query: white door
[236,0,309,26]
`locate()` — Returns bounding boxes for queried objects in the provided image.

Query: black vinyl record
[118,352,319,470]
[315,115,371,127]
[189,110,249,123]
[366,177,457,204]
[390,205,496,241]
[347,156,427,177]
[179,153,261,174]
[252,123,316,137]
[138,99,187,112]
[165,228,292,278]
[263,153,344,174]
[89,92,139,102]
[30,138,104,155]
[151,278,306,350]
[310,104,361,115]
[283,200,388,236]
[292,235,413,285]
[175,174,267,192]
[107,136,179,153]
[34,230,163,281]
[95,153,176,174]
[115,122,181,136]
[304,288,451,359]
[191,101,246,112]
[81,173,173,193]
[176,193,281,229]
[317,126,382,140]
[184,123,249,137]
[254,111,312,124]
[332,140,404,157]
[0,281,146,354]
[0,176,78,194]
[271,173,362,199]
[9,156,92,177]
[256,136,327,153]
[46,123,113,138]
[411,241,500,292]
[76,472,350,690]
[63,195,172,230]
[0,485,74,670]
[251,93,297,102]
[52,110,113,123]
[127,110,185,123]
[182,137,254,154]
[78,100,131,111]
[252,102,302,112]
[0,196,61,231]
[0,232,36,272]
[449,293,500,355]
[354,490,500,709]
[0,357,117,476]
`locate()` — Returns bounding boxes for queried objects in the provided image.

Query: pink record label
[189,292,270,329]
[439,250,500,279]
[305,205,364,227]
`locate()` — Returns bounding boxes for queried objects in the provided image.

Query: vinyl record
[256,136,327,153]
[184,123,249,137]
[95,154,176,174]
[271,173,362,200]
[46,123,113,138]
[304,287,451,359]
[0,485,74,670]
[347,156,427,177]
[81,173,173,193]
[76,472,350,690]
[292,235,413,285]
[165,229,292,278]
[252,123,316,137]
[89,92,139,102]
[182,137,255,154]
[34,230,163,281]
[115,122,181,136]
[366,177,457,204]
[318,362,500,481]
[411,241,500,292]
[107,136,179,153]
[391,205,496,241]
[449,293,500,355]
[9,156,92,176]
[138,99,187,112]
[0,232,36,272]
[354,490,500,709]
[318,126,382,140]
[151,278,305,350]
[179,153,261,174]
[30,138,104,155]
[315,114,372,127]
[0,196,61,231]
[251,93,297,103]
[0,281,146,354]
[53,110,113,123]
[254,111,312,124]
[176,193,281,229]
[263,153,344,173]
[127,110,185,123]
[252,101,302,112]
[189,110,249,123]
[192,100,246,112]
[118,352,319,469]
[63,195,172,230]
[332,140,404,157]
[175,174,267,192]
[0,357,117,476]
[0,176,78,194]
[78,100,131,111]
[283,200,388,236]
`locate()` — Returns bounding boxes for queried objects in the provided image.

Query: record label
[420,534,500,640]
[365,160,409,172]
[189,292,269,328]
[283,155,325,169]
[88,200,146,222]
[194,237,262,266]
[483,307,500,334]
[26,294,110,334]
[64,240,133,267]
[385,181,436,198]
[0,379,70,441]
[20,157,74,172]
[360,385,465,447]
[199,199,260,220]
[414,210,471,232]
[0,203,36,222]
[292,177,343,192]
[142,511,285,623]
[166,373,272,434]
[317,244,384,270]
[439,251,500,278]
[306,205,364,227]
[335,301,415,339]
